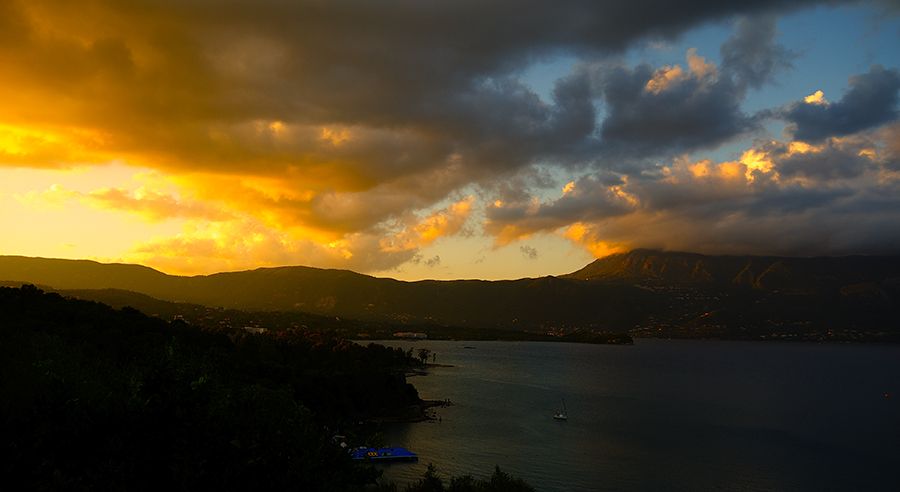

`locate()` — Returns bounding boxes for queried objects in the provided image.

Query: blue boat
[350,446,418,462]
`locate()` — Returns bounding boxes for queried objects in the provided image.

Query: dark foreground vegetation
[0,285,534,491]
[373,464,535,492]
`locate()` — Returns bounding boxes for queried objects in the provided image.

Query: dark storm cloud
[423,72,598,173]
[482,175,638,242]
[592,13,796,158]
[595,62,757,155]
[634,173,856,221]
[882,122,900,171]
[224,0,830,110]
[714,183,900,256]
[543,165,900,258]
[174,0,840,172]
[743,185,856,216]
[720,14,796,91]
[780,65,900,142]
[760,139,880,181]
[3,0,849,181]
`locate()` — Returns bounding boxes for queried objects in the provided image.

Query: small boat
[553,397,568,420]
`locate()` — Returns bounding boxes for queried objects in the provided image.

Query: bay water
[372,339,899,491]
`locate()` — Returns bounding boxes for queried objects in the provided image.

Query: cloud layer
[1,0,899,275]
[780,65,900,142]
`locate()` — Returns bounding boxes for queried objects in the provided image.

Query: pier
[350,446,418,462]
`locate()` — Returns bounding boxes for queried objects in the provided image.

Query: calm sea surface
[371,339,899,492]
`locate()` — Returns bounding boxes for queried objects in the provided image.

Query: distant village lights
[393,332,427,339]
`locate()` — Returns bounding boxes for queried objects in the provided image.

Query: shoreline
[403,362,454,377]
[376,399,452,423]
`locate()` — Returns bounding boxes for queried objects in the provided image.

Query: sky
[1,0,900,281]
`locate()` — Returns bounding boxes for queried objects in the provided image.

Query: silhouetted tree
[417,347,432,364]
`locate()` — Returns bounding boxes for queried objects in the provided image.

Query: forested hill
[0,284,542,491]
[0,255,651,330]
[563,249,900,293]
[563,249,900,341]
[0,284,422,490]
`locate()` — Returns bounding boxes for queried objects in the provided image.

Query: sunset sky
[2,0,899,281]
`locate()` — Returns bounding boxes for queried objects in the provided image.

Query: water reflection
[373,339,899,492]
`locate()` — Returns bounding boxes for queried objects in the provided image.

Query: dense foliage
[374,464,536,492]
[0,285,424,490]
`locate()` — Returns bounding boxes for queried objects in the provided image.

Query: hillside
[563,249,900,341]
[563,249,900,293]
[2,250,899,340]
[0,256,651,330]
[0,284,423,490]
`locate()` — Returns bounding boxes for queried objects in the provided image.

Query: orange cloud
[486,223,538,248]
[414,196,474,245]
[738,149,776,181]
[380,196,475,252]
[804,90,827,105]
[645,48,717,94]
[561,223,630,259]
[482,201,548,248]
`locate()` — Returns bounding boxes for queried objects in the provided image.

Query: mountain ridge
[563,248,900,293]
[2,250,899,337]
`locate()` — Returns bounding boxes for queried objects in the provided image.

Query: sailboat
[553,397,568,420]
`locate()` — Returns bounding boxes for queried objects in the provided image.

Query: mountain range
[564,249,900,291]
[2,249,899,340]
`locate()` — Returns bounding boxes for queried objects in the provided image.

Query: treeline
[373,464,535,492]
[0,285,425,490]
[24,284,635,345]
[220,328,423,420]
